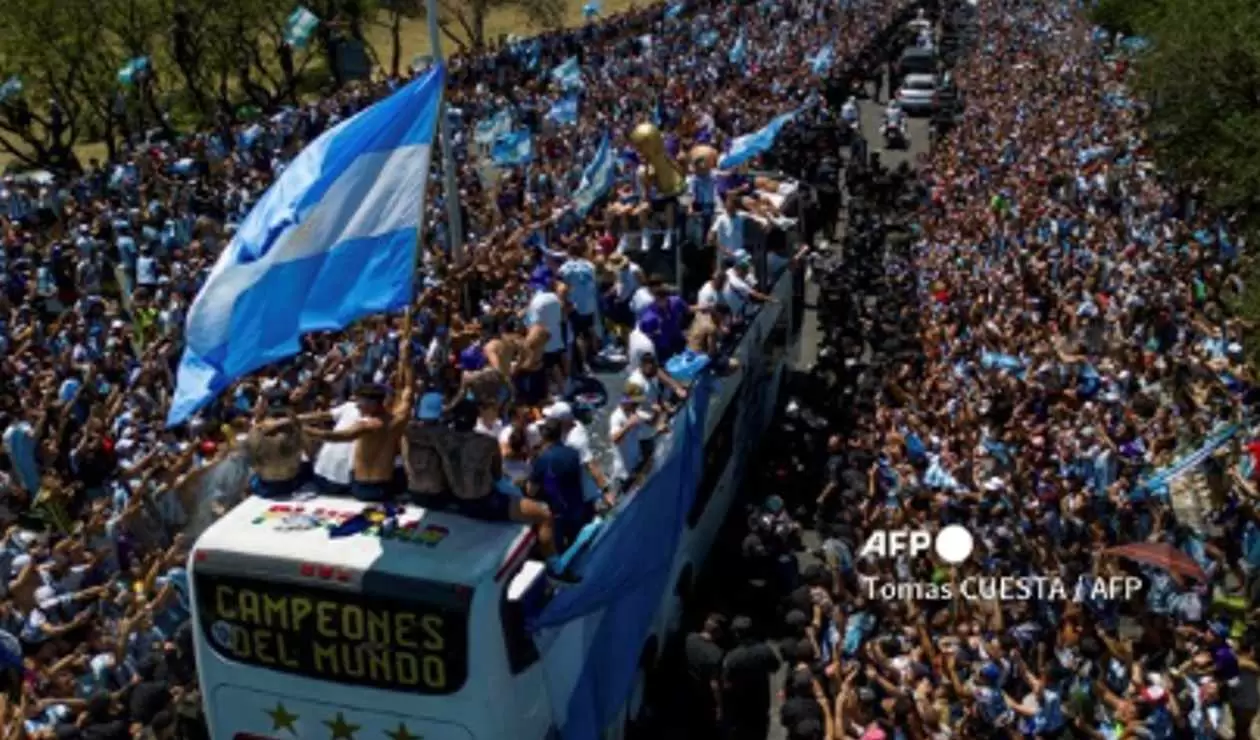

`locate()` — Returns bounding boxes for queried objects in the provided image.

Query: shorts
[606,297,635,328]
[515,367,549,406]
[570,311,596,337]
[251,467,310,499]
[350,476,396,503]
[543,349,566,372]
[453,491,513,522]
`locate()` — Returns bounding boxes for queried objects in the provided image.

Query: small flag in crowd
[665,0,686,20]
[719,110,798,169]
[551,58,583,91]
[491,130,534,167]
[808,44,835,75]
[729,31,747,65]
[572,133,615,216]
[475,109,513,145]
[284,6,321,49]
[167,65,447,426]
[698,29,720,49]
[547,96,580,126]
[583,0,602,18]
[117,57,150,86]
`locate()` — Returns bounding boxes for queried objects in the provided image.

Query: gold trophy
[629,122,686,198]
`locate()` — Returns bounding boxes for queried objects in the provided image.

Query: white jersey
[526,290,566,353]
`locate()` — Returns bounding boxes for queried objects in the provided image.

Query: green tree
[1121,0,1260,359]
[0,0,123,170]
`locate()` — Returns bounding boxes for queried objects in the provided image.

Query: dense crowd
[681,2,1260,740]
[0,0,916,736]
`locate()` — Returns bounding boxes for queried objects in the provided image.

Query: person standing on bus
[528,419,592,552]
[304,313,416,503]
[525,275,568,400]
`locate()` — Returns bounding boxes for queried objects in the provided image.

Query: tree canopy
[1093,0,1260,229]
[0,0,565,172]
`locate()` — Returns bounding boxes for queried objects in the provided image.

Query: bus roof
[193,493,533,587]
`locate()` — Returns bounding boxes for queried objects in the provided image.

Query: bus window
[688,384,742,527]
[193,569,470,694]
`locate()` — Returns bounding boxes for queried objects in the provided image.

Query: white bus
[189,270,796,740]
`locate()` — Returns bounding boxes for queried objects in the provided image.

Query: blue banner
[535,376,713,739]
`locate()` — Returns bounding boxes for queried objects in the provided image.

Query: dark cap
[355,384,388,402]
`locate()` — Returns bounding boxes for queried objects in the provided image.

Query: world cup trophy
[629,122,686,198]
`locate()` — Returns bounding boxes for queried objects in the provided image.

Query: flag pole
[426,0,466,269]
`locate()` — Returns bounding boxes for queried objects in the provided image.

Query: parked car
[895,73,940,115]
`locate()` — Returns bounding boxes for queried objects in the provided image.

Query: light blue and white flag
[491,129,534,167]
[719,110,797,169]
[583,0,602,18]
[665,0,686,19]
[808,44,835,75]
[238,124,264,150]
[167,65,446,426]
[698,29,720,49]
[117,57,150,86]
[572,133,615,216]
[729,31,747,65]
[546,96,580,126]
[0,77,22,104]
[551,58,583,91]
[475,109,513,145]
[284,6,321,49]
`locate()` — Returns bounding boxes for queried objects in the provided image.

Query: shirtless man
[449,318,525,413]
[304,314,417,502]
[516,314,551,408]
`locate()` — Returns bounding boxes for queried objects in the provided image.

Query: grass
[0,0,638,171]
[366,0,640,63]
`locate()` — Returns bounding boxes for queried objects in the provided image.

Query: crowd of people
[679,1,1260,740]
[0,0,921,735]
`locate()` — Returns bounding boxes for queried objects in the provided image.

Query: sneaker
[640,231,653,251]
[662,231,674,251]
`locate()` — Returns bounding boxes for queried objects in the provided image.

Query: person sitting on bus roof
[303,317,417,503]
[245,400,309,500]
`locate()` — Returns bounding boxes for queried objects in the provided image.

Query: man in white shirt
[723,252,775,319]
[608,383,655,494]
[604,252,646,337]
[697,269,742,316]
[627,317,659,371]
[558,247,600,373]
[304,399,362,496]
[543,402,611,507]
[626,351,688,414]
[525,276,568,397]
[708,207,744,262]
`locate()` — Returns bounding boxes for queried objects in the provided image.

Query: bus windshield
[193,568,470,695]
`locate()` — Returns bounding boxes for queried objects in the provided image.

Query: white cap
[543,402,574,422]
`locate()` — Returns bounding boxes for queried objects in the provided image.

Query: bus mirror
[507,560,548,610]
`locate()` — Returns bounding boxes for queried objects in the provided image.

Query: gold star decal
[324,712,361,740]
[264,702,299,735]
[384,722,421,740]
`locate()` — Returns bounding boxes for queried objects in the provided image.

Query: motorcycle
[882,118,908,149]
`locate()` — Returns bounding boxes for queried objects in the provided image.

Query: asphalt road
[764,78,931,740]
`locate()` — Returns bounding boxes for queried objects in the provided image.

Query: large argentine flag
[167,65,446,426]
